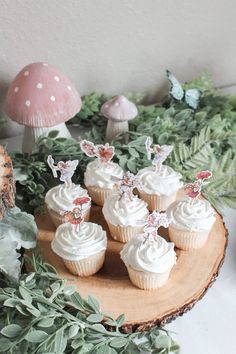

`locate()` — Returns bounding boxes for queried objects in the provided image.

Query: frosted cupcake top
[166,198,216,231]
[45,183,91,213]
[102,193,149,226]
[51,222,107,261]
[120,234,176,273]
[84,160,123,189]
[137,165,183,196]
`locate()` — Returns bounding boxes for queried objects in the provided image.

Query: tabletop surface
[1,130,235,354]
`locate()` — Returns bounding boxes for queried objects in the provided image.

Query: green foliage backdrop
[11,72,236,214]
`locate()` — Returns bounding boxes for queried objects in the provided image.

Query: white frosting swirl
[84,160,123,189]
[166,198,216,231]
[45,184,91,213]
[120,234,176,273]
[137,165,183,196]
[102,194,149,226]
[51,222,107,261]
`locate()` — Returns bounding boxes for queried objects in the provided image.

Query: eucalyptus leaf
[87,313,104,323]
[1,324,22,338]
[87,295,100,313]
[37,317,55,328]
[110,336,128,348]
[26,330,49,343]
[0,338,12,352]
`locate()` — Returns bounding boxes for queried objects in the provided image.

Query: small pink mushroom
[101,95,138,142]
[5,62,82,153]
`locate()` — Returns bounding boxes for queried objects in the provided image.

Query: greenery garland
[11,72,236,213]
[0,253,180,354]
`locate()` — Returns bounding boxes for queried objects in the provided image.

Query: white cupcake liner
[168,226,210,250]
[138,191,177,211]
[63,250,105,276]
[106,221,144,243]
[86,185,116,206]
[127,266,172,290]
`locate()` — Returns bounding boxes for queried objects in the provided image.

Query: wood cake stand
[36,203,228,332]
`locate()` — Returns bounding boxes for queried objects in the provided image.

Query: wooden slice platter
[36,198,228,332]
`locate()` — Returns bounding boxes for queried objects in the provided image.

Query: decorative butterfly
[185,170,213,200]
[166,70,200,110]
[80,140,115,164]
[145,136,173,171]
[143,211,170,240]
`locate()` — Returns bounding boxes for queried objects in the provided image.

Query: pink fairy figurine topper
[143,211,170,241]
[47,155,78,188]
[145,136,173,171]
[63,196,91,232]
[185,170,212,201]
[80,139,114,164]
[112,171,139,201]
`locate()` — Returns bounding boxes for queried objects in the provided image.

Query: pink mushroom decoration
[5,62,82,153]
[101,95,138,142]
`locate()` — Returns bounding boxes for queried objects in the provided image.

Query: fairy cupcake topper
[47,155,78,188]
[112,171,139,201]
[80,140,115,164]
[63,196,91,232]
[143,211,170,242]
[185,170,213,202]
[145,136,173,172]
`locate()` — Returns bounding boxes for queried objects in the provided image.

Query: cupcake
[120,212,176,290]
[80,140,123,206]
[166,170,216,250]
[102,172,149,243]
[46,154,91,227]
[45,184,91,228]
[137,137,182,211]
[51,221,107,276]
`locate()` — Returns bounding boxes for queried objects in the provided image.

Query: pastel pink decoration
[5,62,81,127]
[101,95,138,142]
[196,170,212,180]
[80,139,115,163]
[185,170,213,200]
[4,62,82,152]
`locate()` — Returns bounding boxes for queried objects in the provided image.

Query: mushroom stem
[105,120,129,142]
[22,123,71,153]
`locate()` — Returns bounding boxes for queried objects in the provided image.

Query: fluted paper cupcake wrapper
[86,185,116,206]
[138,191,177,211]
[63,250,105,276]
[106,221,144,243]
[127,266,171,290]
[168,226,210,250]
[47,206,90,228]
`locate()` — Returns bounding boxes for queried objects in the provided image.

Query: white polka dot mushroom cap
[4,62,82,128]
[101,95,138,122]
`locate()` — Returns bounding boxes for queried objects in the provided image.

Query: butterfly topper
[80,140,115,164]
[111,171,139,201]
[47,155,78,188]
[63,196,91,232]
[166,70,201,110]
[185,170,212,201]
[145,137,173,171]
[143,211,170,241]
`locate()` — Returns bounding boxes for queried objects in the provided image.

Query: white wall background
[0,0,236,119]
